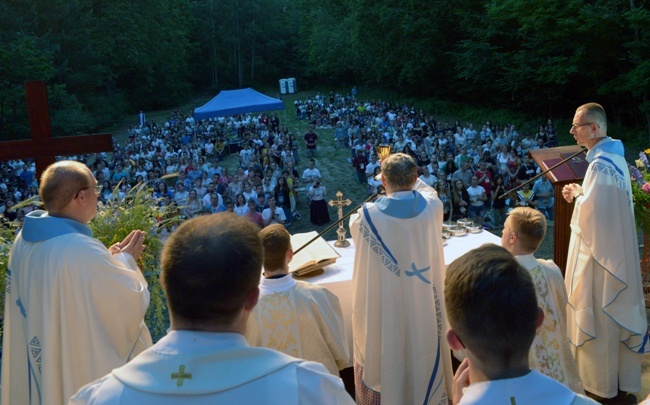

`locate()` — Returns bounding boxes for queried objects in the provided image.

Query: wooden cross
[0,81,113,181]
[328,191,352,247]
[171,364,192,387]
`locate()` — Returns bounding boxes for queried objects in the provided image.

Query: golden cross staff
[328,191,352,247]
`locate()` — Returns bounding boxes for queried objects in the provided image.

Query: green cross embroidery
[171,365,192,387]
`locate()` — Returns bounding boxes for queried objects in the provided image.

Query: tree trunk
[234,6,243,88]
[211,15,218,88]
[250,39,255,82]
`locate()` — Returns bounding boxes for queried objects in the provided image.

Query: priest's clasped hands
[108,230,147,261]
[561,183,584,204]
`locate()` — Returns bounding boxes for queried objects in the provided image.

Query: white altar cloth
[301,230,501,354]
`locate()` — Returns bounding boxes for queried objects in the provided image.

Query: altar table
[302,230,502,351]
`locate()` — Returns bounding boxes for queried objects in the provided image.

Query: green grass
[273,93,369,239]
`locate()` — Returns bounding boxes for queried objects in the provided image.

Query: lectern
[529,146,589,274]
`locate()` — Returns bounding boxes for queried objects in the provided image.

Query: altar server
[71,214,354,404]
[2,161,152,405]
[501,207,583,393]
[351,152,452,404]
[562,103,649,402]
[445,244,597,405]
[246,224,350,376]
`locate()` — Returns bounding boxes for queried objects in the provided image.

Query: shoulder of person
[68,373,115,404]
[61,233,113,261]
[571,394,602,405]
[294,280,337,299]
[535,258,564,278]
[292,360,353,402]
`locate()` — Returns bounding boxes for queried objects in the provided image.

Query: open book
[289,231,341,276]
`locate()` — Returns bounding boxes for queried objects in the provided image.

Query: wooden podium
[529,146,588,274]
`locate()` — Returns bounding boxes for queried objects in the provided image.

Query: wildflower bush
[90,184,180,341]
[629,149,650,234]
[0,223,17,332]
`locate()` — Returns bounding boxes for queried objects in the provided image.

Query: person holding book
[245,224,350,376]
[351,152,452,404]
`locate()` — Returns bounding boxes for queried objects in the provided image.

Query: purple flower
[640,152,649,167]
[630,165,645,185]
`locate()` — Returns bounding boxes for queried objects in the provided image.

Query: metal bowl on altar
[466,224,482,234]
[457,218,473,227]
[451,228,467,237]
[442,222,456,231]
[448,225,467,237]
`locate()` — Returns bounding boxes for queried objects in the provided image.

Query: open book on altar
[289,231,341,276]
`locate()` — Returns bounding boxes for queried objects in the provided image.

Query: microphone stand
[499,147,586,199]
[293,188,385,255]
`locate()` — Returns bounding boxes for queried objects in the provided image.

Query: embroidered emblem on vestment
[29,336,42,374]
[171,365,192,387]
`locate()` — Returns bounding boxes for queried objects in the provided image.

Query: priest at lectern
[562,102,649,403]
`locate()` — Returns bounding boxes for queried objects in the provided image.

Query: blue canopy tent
[193,87,285,120]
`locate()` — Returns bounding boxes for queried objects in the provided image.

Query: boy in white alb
[501,207,583,393]
[246,224,350,375]
[445,245,598,405]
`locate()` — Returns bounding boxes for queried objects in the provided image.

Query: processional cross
[328,191,352,247]
[0,81,113,180]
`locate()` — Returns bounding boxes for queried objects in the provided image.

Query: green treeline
[1,0,649,137]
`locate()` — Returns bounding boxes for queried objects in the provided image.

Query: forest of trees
[1,0,649,137]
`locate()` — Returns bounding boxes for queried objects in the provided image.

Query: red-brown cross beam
[0,81,113,181]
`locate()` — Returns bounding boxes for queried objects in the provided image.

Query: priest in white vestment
[563,103,649,401]
[71,214,354,404]
[445,245,598,405]
[351,153,452,404]
[246,224,350,376]
[501,207,584,393]
[2,161,152,405]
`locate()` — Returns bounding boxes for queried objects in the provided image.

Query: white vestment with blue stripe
[1,211,152,405]
[565,137,649,397]
[351,179,452,404]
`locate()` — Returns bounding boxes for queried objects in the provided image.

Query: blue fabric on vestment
[374,191,427,219]
[21,210,91,242]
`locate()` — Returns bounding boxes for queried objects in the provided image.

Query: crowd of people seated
[2,91,558,231]
[0,109,311,229]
